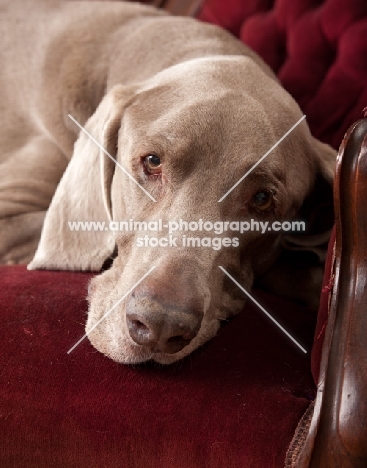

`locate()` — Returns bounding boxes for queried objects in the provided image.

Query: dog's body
[0,1,336,364]
[0,0,279,264]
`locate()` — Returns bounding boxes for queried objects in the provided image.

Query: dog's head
[29,56,336,364]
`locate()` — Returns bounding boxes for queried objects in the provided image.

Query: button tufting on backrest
[198,0,367,148]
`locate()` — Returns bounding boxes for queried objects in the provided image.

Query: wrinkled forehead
[138,56,297,106]
[121,56,306,166]
[126,56,300,125]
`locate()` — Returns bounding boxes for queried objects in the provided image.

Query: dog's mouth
[87,330,195,365]
[126,322,220,365]
[86,305,222,365]
[85,251,240,364]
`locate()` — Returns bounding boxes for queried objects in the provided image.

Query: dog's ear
[312,138,336,186]
[28,85,136,271]
[282,138,337,262]
[256,139,337,310]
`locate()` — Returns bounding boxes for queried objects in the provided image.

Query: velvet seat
[1,266,316,468]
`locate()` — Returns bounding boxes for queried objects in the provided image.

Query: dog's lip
[135,343,182,356]
[150,343,190,355]
[131,341,188,361]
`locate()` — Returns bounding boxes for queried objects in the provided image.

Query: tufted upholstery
[198,0,367,149]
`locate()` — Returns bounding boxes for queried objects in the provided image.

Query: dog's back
[1,0,270,264]
[1,1,271,132]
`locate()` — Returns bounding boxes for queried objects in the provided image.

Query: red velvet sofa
[1,1,366,467]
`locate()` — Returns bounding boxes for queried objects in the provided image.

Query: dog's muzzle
[126,289,203,354]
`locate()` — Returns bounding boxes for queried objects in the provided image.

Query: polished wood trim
[297,119,367,467]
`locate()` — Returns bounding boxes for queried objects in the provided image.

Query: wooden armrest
[298,119,367,467]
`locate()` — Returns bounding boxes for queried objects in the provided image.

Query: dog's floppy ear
[282,138,337,262]
[256,138,337,309]
[28,85,135,271]
[312,138,336,185]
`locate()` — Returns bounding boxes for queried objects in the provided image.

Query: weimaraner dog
[0,1,336,364]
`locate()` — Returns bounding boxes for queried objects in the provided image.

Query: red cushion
[198,0,367,149]
[1,266,315,468]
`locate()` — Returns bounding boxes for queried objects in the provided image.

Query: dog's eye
[251,191,274,212]
[143,154,162,175]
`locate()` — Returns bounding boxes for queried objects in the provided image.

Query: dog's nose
[126,298,202,354]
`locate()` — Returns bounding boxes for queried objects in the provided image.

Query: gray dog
[0,1,336,364]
